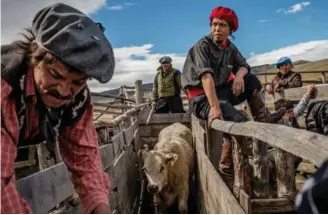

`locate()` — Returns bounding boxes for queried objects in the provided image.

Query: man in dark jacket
[306,101,328,136]
[181,6,285,176]
[151,56,185,113]
[1,3,114,214]
[266,57,302,93]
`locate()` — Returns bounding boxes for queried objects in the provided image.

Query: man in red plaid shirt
[1,3,115,214]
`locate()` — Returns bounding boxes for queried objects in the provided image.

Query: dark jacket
[181,34,250,90]
[270,71,302,90]
[306,101,328,136]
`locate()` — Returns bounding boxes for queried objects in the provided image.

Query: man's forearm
[236,67,248,77]
[201,73,219,108]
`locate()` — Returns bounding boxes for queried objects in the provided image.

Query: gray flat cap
[32,3,115,83]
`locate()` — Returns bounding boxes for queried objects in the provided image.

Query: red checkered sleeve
[1,80,32,213]
[58,104,111,213]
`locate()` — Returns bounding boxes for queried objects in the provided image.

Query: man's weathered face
[161,62,171,71]
[33,55,88,108]
[211,18,231,43]
[279,63,292,75]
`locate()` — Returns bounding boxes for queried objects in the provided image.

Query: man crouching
[141,123,194,214]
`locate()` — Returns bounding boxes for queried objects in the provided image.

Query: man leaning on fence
[265,57,302,94]
[151,56,186,113]
[1,3,115,214]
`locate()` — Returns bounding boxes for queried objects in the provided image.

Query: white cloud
[257,19,268,23]
[108,5,123,10]
[277,1,311,14]
[108,2,134,11]
[87,44,187,92]
[247,40,328,66]
[124,3,134,6]
[1,0,107,44]
[88,40,328,92]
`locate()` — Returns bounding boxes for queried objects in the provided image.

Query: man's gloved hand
[151,101,157,108]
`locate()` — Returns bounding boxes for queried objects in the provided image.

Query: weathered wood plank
[239,189,251,213]
[264,84,328,105]
[252,139,269,198]
[138,112,191,124]
[251,198,295,213]
[123,124,134,147]
[16,163,74,214]
[195,129,245,214]
[275,148,296,198]
[112,132,125,158]
[191,114,206,147]
[207,128,223,170]
[99,144,115,171]
[211,120,328,167]
[139,123,190,138]
[232,136,252,198]
[16,143,123,213]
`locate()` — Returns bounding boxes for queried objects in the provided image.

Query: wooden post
[252,139,269,198]
[119,86,125,113]
[321,72,327,83]
[232,135,252,199]
[275,148,295,198]
[134,80,143,105]
[207,128,223,171]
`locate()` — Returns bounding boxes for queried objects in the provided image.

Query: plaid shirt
[1,67,110,213]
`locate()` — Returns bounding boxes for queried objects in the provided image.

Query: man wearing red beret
[181,6,285,176]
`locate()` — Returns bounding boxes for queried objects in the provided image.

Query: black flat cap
[32,3,115,83]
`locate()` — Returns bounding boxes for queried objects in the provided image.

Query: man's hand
[266,84,274,94]
[93,204,111,214]
[208,105,224,127]
[307,84,315,95]
[274,84,283,92]
[232,74,245,96]
[151,101,156,108]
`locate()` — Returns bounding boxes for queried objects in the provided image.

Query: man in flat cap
[181,6,285,177]
[1,3,115,214]
[151,56,186,113]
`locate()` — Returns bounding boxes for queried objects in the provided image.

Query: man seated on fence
[181,6,286,177]
[265,57,302,94]
[1,3,114,214]
[151,56,186,113]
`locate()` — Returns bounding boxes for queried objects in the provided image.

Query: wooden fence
[257,70,327,85]
[16,103,150,214]
[192,84,328,214]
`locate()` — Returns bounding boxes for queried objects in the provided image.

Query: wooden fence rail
[256,70,327,84]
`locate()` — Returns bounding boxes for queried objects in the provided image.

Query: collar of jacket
[157,65,174,73]
[277,70,293,78]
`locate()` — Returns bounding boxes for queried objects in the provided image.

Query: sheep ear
[165,153,178,166]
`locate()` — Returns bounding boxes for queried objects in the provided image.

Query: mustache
[45,89,74,100]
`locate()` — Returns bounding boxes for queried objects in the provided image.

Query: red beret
[209,6,239,31]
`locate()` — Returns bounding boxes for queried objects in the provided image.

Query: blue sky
[91,0,328,58]
[2,0,328,91]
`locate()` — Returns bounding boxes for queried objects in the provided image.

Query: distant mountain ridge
[100,58,328,95]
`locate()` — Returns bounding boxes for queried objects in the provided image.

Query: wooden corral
[14,79,328,214]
